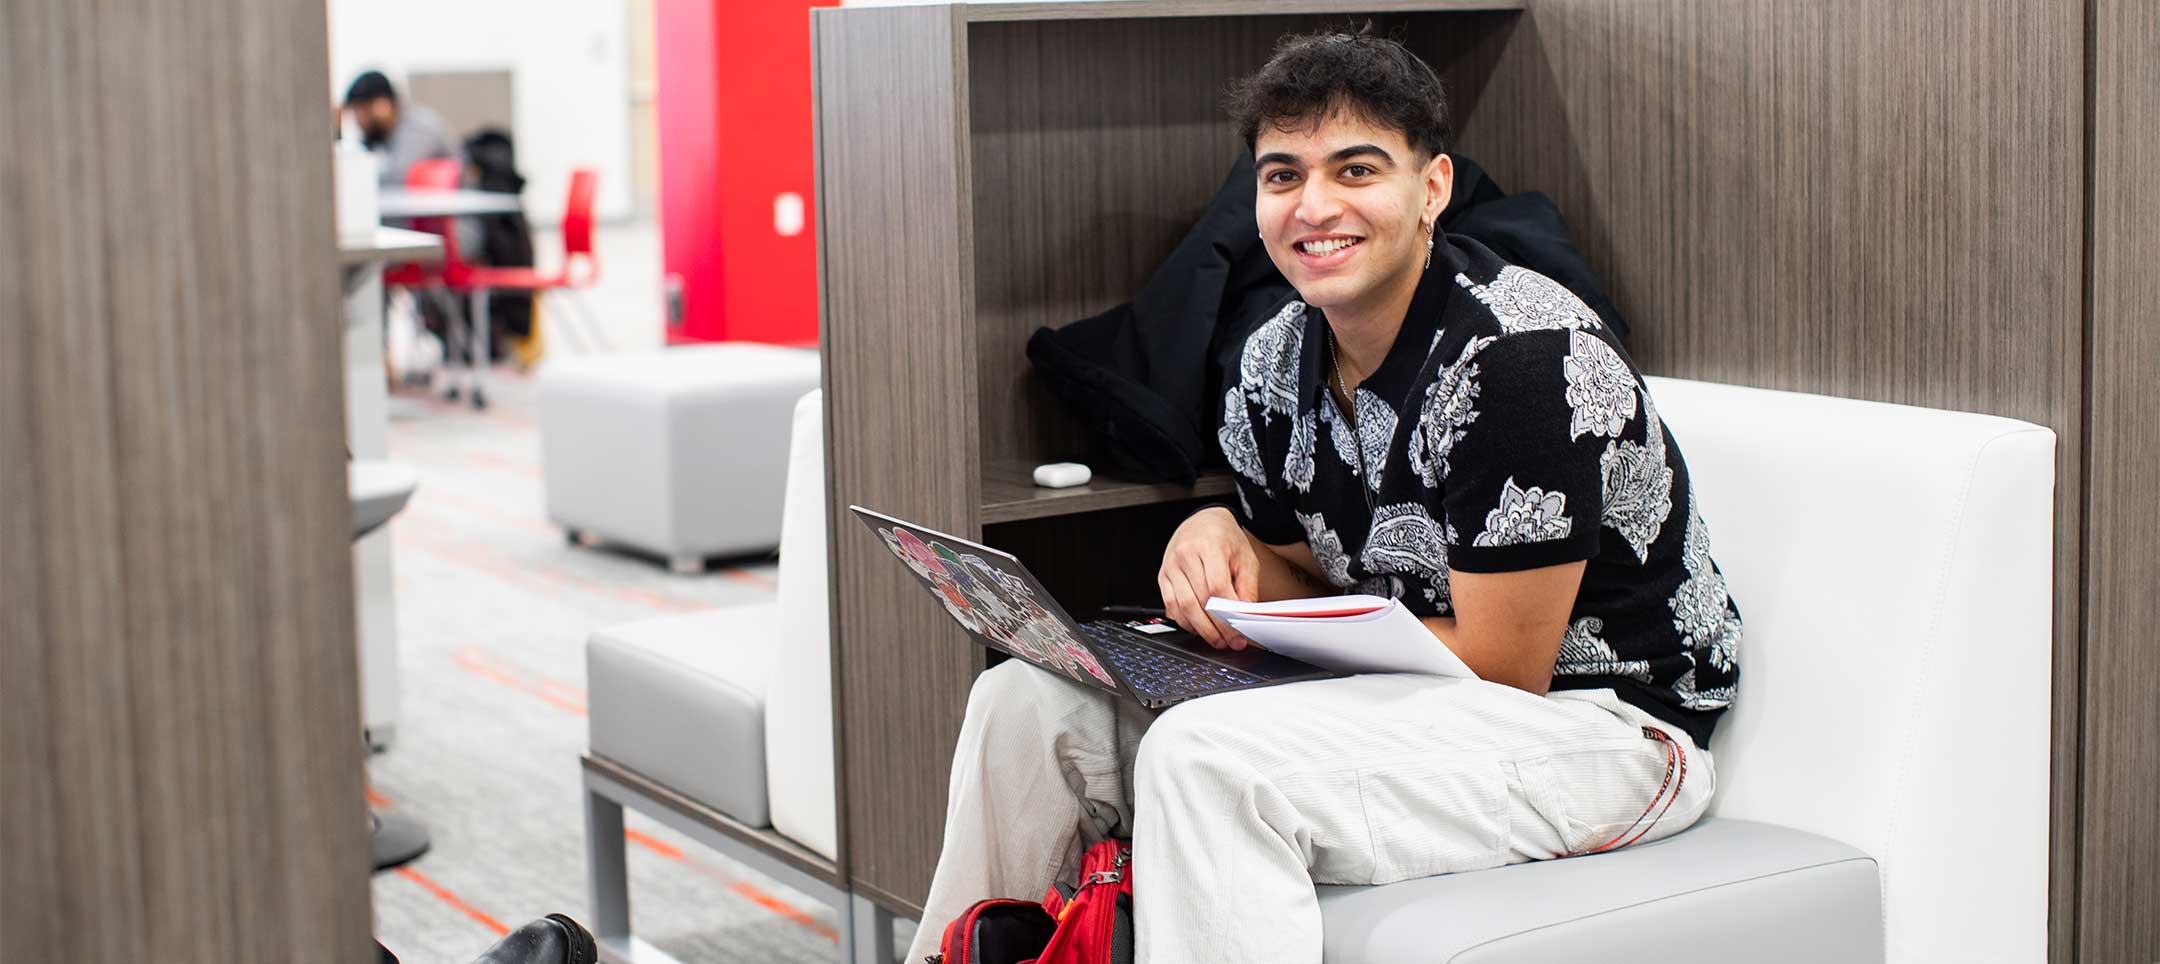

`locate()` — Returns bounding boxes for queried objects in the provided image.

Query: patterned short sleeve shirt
[1218,236,1741,746]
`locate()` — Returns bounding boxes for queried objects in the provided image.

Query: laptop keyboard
[1081,623,1264,696]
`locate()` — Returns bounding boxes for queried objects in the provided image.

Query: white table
[377,188,523,219]
[339,225,445,265]
[338,226,441,296]
[338,227,442,750]
[345,458,432,868]
[348,459,419,538]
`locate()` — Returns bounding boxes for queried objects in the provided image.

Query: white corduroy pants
[903,660,1717,964]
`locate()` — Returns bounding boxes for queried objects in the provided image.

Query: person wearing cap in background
[343,70,456,187]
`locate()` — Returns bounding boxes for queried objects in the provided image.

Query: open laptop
[850,506,1334,709]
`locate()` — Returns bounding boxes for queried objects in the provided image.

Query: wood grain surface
[1441,3,2086,956]
[980,459,1236,524]
[2079,0,2160,958]
[963,0,1521,24]
[0,0,372,960]
[815,3,985,913]
[985,500,1217,617]
[1447,1,2082,417]
[971,14,1298,467]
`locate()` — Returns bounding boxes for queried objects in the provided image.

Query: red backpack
[931,839,1133,964]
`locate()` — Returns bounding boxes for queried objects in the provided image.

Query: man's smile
[1294,234,1365,267]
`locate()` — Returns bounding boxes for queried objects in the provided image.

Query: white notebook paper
[1204,595,1480,680]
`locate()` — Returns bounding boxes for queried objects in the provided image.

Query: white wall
[329,0,636,224]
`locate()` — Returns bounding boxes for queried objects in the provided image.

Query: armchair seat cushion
[586,605,777,827]
[1315,819,1882,963]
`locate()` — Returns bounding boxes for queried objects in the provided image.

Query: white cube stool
[539,343,819,571]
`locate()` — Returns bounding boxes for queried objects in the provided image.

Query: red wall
[656,0,831,346]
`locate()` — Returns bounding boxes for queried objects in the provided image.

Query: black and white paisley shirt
[1218,236,1740,746]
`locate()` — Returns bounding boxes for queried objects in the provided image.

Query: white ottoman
[539,343,819,571]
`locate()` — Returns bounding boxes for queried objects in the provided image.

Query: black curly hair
[1226,25,1451,160]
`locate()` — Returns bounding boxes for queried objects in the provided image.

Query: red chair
[383,158,472,288]
[383,158,494,405]
[463,167,611,357]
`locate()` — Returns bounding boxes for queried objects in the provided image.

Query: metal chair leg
[469,288,492,408]
[424,286,469,398]
[585,785,632,947]
[850,895,896,964]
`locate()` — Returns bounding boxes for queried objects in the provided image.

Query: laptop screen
[850,506,1119,693]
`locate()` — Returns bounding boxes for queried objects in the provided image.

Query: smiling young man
[902,30,1740,964]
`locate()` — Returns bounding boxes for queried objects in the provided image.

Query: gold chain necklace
[1326,326,1384,523]
[1327,326,1356,434]
[1328,321,1443,496]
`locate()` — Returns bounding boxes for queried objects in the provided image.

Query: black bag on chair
[462,127,536,350]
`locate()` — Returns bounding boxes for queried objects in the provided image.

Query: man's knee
[967,659,1057,715]
[961,659,1108,737]
[1134,697,1250,787]
[1136,686,1327,806]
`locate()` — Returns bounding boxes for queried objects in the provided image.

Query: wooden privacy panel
[815,4,985,911]
[970,14,1315,468]
[1439,1,2081,416]
[0,0,371,961]
[1435,3,2084,957]
[830,8,1519,911]
[2080,0,2160,959]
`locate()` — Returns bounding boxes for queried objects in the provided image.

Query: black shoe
[468,914,597,964]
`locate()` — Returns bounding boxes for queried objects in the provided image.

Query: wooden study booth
[814,0,1532,919]
[815,0,2147,959]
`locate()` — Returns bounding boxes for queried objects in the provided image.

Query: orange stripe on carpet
[397,528,707,613]
[533,691,583,717]
[451,647,529,690]
[730,882,840,943]
[365,786,393,808]
[624,828,683,860]
[394,866,512,937]
[539,677,589,715]
[453,646,588,717]
[406,486,561,538]
[716,567,779,590]
[624,828,837,943]
[538,691,588,716]
[461,450,543,480]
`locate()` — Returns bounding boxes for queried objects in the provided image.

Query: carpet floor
[367,367,855,964]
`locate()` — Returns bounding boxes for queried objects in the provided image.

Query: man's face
[1253,108,1451,316]
[347,97,398,146]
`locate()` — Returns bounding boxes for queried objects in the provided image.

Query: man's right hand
[1158,506,1260,650]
